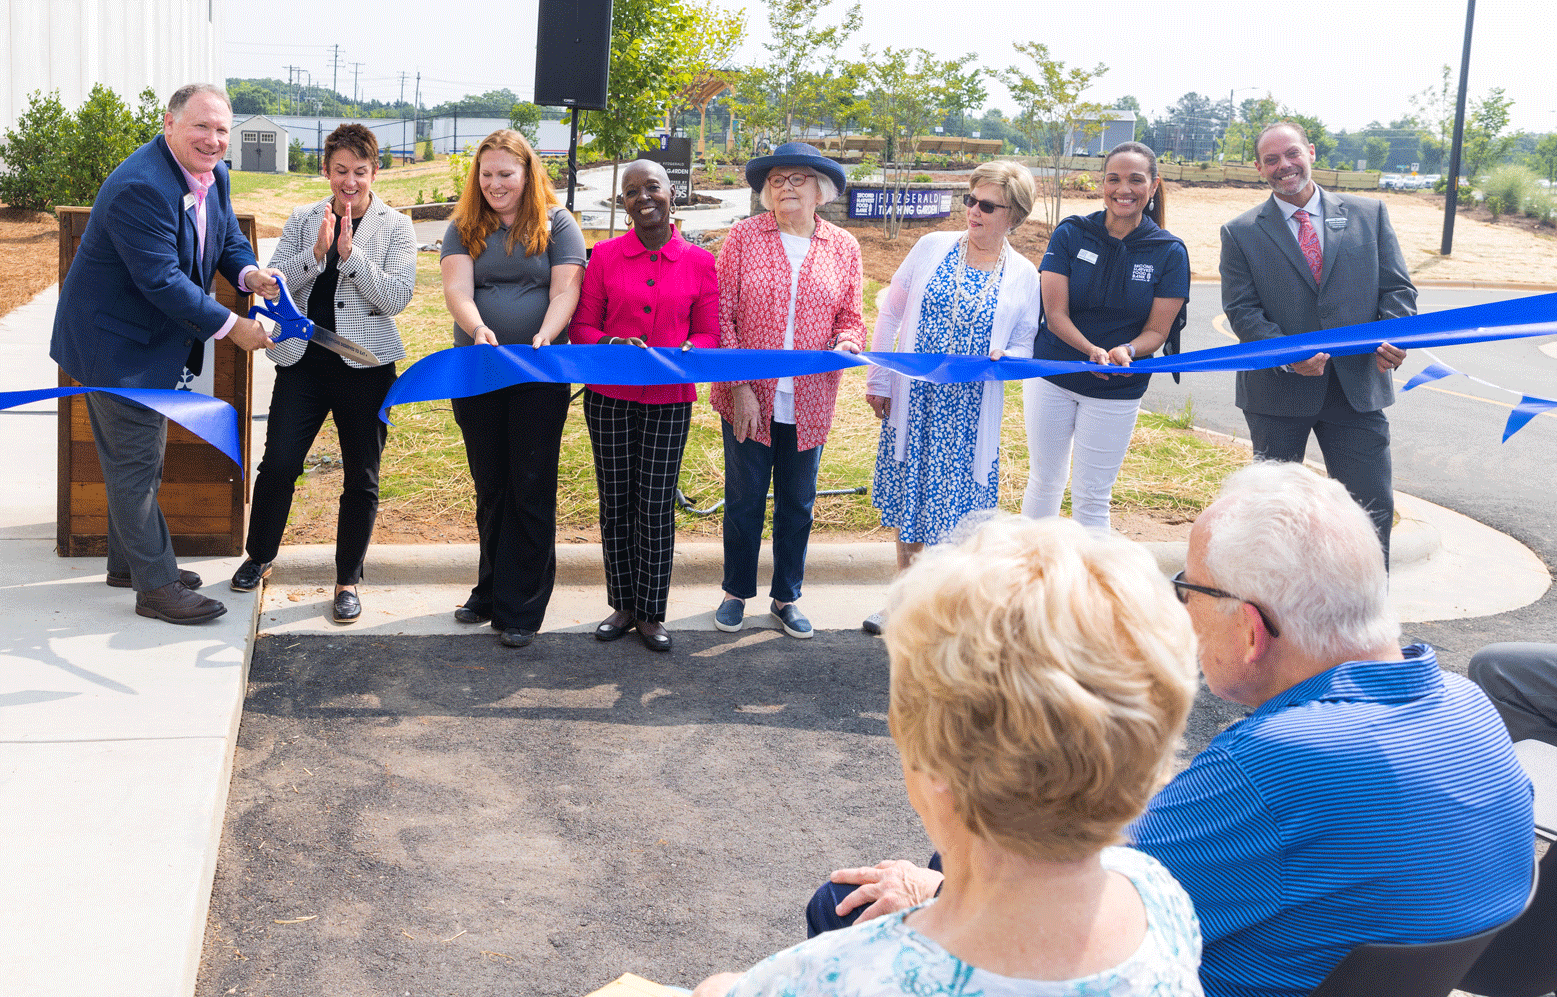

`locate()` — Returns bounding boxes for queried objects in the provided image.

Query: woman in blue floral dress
[862,163,1041,633]
[688,516,1205,997]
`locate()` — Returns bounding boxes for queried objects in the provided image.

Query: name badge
[182,192,197,211]
[1076,248,1099,264]
[1325,217,1347,230]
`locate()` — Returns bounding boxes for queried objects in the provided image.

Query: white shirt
[1276,185,1326,254]
[772,230,811,425]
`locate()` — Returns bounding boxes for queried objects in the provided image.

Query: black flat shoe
[637,619,672,652]
[454,605,491,624]
[230,558,272,592]
[595,609,634,641]
[500,628,536,648]
[332,589,361,624]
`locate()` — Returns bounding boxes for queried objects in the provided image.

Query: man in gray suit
[1220,121,1415,562]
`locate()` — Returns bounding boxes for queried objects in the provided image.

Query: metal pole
[1441,0,1475,256]
[567,112,580,212]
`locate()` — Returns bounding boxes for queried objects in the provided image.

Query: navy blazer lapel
[1317,189,1347,293]
[1257,196,1317,291]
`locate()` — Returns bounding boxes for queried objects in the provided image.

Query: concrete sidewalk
[1,270,1550,996]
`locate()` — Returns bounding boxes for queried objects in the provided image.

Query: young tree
[1363,135,1391,172]
[942,59,987,152]
[663,0,746,148]
[861,46,958,238]
[574,0,696,234]
[997,41,1108,229]
[508,102,542,145]
[1530,133,1557,185]
[731,0,861,143]
[1462,87,1517,180]
[1410,65,1455,154]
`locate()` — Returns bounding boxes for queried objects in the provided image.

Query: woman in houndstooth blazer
[229,124,417,624]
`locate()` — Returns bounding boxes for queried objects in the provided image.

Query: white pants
[1021,377,1141,532]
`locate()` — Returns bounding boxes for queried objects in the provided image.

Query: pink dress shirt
[171,156,257,340]
[708,212,866,451]
[568,227,720,403]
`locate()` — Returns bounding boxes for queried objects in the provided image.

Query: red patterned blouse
[708,212,866,451]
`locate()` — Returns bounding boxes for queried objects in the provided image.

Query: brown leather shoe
[108,569,202,590]
[135,581,227,625]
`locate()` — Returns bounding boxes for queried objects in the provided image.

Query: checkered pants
[583,390,693,623]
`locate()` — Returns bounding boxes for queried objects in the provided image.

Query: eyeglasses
[963,193,1009,214]
[767,172,814,188]
[1170,570,1281,638]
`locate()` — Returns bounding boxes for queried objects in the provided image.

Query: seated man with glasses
[811,461,1534,997]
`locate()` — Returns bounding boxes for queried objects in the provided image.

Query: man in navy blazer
[50,83,282,623]
[1219,121,1415,563]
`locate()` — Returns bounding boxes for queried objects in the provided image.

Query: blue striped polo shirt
[1130,644,1534,997]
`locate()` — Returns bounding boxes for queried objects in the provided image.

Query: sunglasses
[1170,570,1282,638]
[963,193,1009,214]
[767,172,814,188]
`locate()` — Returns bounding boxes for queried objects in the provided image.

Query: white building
[1,0,224,139]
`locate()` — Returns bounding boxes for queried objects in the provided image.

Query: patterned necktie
[1293,208,1323,283]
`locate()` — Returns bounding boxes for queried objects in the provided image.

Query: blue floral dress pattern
[724,848,1203,997]
[873,245,1003,544]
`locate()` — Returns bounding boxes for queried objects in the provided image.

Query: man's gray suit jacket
[1220,189,1416,417]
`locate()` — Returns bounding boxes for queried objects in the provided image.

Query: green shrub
[303,152,319,174]
[448,145,472,199]
[289,138,305,172]
[720,173,740,185]
[1479,164,1541,221]
[379,149,392,170]
[0,90,69,211]
[0,85,162,211]
[419,139,434,162]
[849,153,879,182]
[910,172,933,183]
[415,189,425,205]
[430,187,444,203]
[1433,175,1473,198]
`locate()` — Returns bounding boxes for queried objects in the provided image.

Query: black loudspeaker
[534,0,613,110]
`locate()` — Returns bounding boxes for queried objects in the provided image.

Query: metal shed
[232,115,288,173]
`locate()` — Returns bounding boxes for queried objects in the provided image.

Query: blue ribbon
[1402,362,1459,392]
[1506,395,1557,442]
[379,292,1557,423]
[0,387,243,469]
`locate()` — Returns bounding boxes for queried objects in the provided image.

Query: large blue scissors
[249,274,382,366]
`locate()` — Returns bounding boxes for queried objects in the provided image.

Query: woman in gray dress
[440,129,586,648]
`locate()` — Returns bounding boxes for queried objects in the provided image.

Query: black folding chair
[1309,859,1539,997]
[1459,738,1557,997]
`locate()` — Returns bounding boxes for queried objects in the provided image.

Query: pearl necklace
[952,234,1008,326]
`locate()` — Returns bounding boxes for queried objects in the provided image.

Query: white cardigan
[866,230,1041,488]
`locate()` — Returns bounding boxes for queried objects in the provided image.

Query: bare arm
[530,263,584,347]
[440,253,496,346]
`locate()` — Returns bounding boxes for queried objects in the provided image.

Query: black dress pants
[452,382,571,632]
[245,343,397,585]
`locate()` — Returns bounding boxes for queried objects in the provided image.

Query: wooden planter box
[55,206,255,557]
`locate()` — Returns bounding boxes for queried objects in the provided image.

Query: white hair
[1200,461,1399,662]
[758,167,838,210]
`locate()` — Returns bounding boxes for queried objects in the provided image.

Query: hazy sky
[226,0,1553,135]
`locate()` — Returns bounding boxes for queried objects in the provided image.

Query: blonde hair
[886,516,1198,862]
[968,161,1037,229]
[451,129,558,259]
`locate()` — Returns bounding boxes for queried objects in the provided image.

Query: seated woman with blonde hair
[693,515,1204,997]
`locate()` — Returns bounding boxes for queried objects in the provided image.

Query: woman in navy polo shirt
[1022,141,1188,532]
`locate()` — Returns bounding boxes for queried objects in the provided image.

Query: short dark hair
[1256,120,1311,154]
[167,84,230,117]
[323,124,379,169]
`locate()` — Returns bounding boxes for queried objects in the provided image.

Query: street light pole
[1441,0,1476,256]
